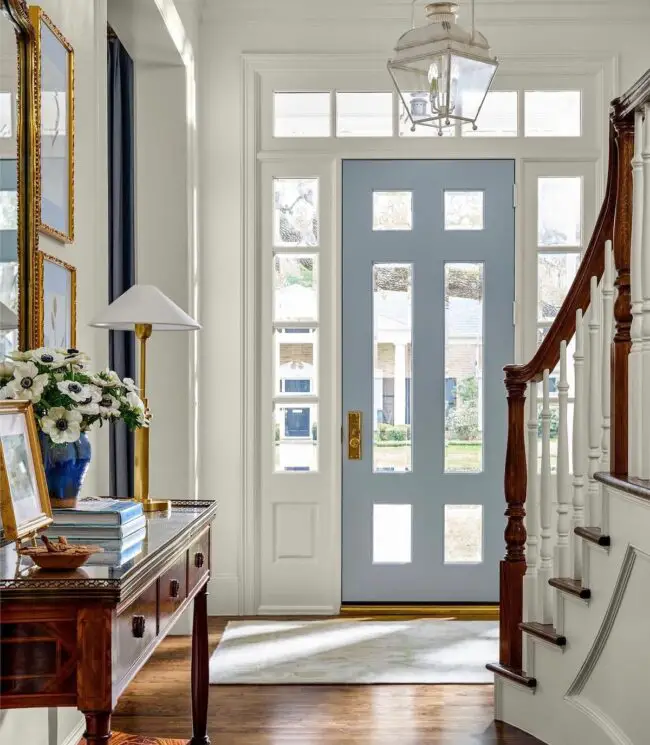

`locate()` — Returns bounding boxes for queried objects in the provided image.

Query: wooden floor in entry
[111,616,544,745]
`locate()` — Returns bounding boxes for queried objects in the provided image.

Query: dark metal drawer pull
[132,615,146,638]
[194,552,205,569]
[169,578,181,599]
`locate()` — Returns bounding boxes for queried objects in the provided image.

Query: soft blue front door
[342,160,515,603]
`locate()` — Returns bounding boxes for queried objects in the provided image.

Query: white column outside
[394,342,407,426]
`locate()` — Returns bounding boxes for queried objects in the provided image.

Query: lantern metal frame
[387,1,499,135]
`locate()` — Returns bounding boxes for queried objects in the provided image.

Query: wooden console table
[0,500,218,745]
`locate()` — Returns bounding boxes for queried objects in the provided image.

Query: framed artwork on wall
[29,6,74,243]
[0,401,52,542]
[35,252,76,349]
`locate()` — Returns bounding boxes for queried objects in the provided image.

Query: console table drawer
[159,552,188,633]
[188,528,210,593]
[115,580,157,681]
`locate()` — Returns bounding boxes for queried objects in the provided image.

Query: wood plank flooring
[111,617,545,745]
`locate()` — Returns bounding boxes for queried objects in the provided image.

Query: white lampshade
[90,285,201,331]
[0,301,18,331]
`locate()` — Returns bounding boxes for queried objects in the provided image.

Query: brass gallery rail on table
[496,69,650,675]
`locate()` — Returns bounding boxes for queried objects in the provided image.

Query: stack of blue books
[46,498,146,566]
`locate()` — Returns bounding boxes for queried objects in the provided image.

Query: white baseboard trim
[257,605,339,616]
[61,719,86,745]
[207,573,241,615]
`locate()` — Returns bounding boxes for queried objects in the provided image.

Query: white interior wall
[199,1,650,614]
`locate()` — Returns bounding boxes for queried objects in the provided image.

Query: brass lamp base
[138,497,171,514]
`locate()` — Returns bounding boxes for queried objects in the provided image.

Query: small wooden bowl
[18,544,103,570]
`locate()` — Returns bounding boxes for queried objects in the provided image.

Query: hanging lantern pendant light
[388,1,499,135]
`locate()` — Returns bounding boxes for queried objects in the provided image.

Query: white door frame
[241,52,616,615]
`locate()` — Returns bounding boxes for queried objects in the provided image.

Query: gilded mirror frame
[1,0,36,351]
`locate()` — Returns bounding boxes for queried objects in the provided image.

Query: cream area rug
[209,619,498,684]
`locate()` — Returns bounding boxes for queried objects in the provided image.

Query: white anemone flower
[122,377,139,393]
[6,361,49,402]
[57,379,91,403]
[31,347,66,367]
[92,369,122,388]
[41,407,83,444]
[98,392,122,418]
[125,391,149,424]
[75,385,103,416]
[8,350,31,362]
[0,386,9,400]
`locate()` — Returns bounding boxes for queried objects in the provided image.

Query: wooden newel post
[611,116,635,477]
[500,373,528,670]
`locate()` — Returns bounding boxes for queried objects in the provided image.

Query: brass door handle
[347,411,362,460]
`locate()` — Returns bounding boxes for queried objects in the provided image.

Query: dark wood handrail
[504,122,617,386]
[497,67,650,674]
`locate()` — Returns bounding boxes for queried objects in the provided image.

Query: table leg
[82,711,112,744]
[190,584,210,745]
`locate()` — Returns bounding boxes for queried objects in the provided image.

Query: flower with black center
[41,407,83,444]
[31,347,66,367]
[6,361,49,402]
[57,379,92,403]
[98,392,121,418]
[73,385,102,416]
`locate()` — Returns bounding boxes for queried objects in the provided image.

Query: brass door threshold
[340,604,499,621]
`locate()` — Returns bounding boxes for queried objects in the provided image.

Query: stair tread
[519,621,567,646]
[486,662,537,688]
[549,577,591,599]
[575,526,611,547]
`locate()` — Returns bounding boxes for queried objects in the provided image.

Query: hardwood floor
[111,617,544,745]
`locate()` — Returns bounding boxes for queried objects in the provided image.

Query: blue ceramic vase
[39,432,92,508]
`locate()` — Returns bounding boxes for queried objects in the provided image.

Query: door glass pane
[537,253,581,322]
[273,255,318,322]
[336,92,393,137]
[444,263,483,473]
[274,403,318,472]
[444,191,484,231]
[525,91,581,137]
[461,91,518,137]
[538,177,582,247]
[274,328,318,395]
[273,92,330,138]
[444,505,483,563]
[373,191,412,231]
[373,263,412,473]
[273,178,319,247]
[373,504,412,564]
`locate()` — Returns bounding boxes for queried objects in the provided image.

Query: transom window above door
[271,90,582,139]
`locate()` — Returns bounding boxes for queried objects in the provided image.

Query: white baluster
[641,107,650,479]
[572,309,586,579]
[631,111,645,477]
[601,241,615,474]
[587,276,602,527]
[539,370,553,624]
[555,342,571,591]
[524,381,539,624]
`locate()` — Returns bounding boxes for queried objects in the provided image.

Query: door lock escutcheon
[347,411,362,460]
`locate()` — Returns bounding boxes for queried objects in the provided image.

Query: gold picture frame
[29,6,74,243]
[1,0,38,350]
[0,400,52,543]
[35,251,77,349]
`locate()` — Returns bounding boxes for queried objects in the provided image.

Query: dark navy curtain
[107,30,135,497]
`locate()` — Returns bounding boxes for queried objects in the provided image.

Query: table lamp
[90,285,201,512]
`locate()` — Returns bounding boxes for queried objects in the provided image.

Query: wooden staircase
[490,69,650,744]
